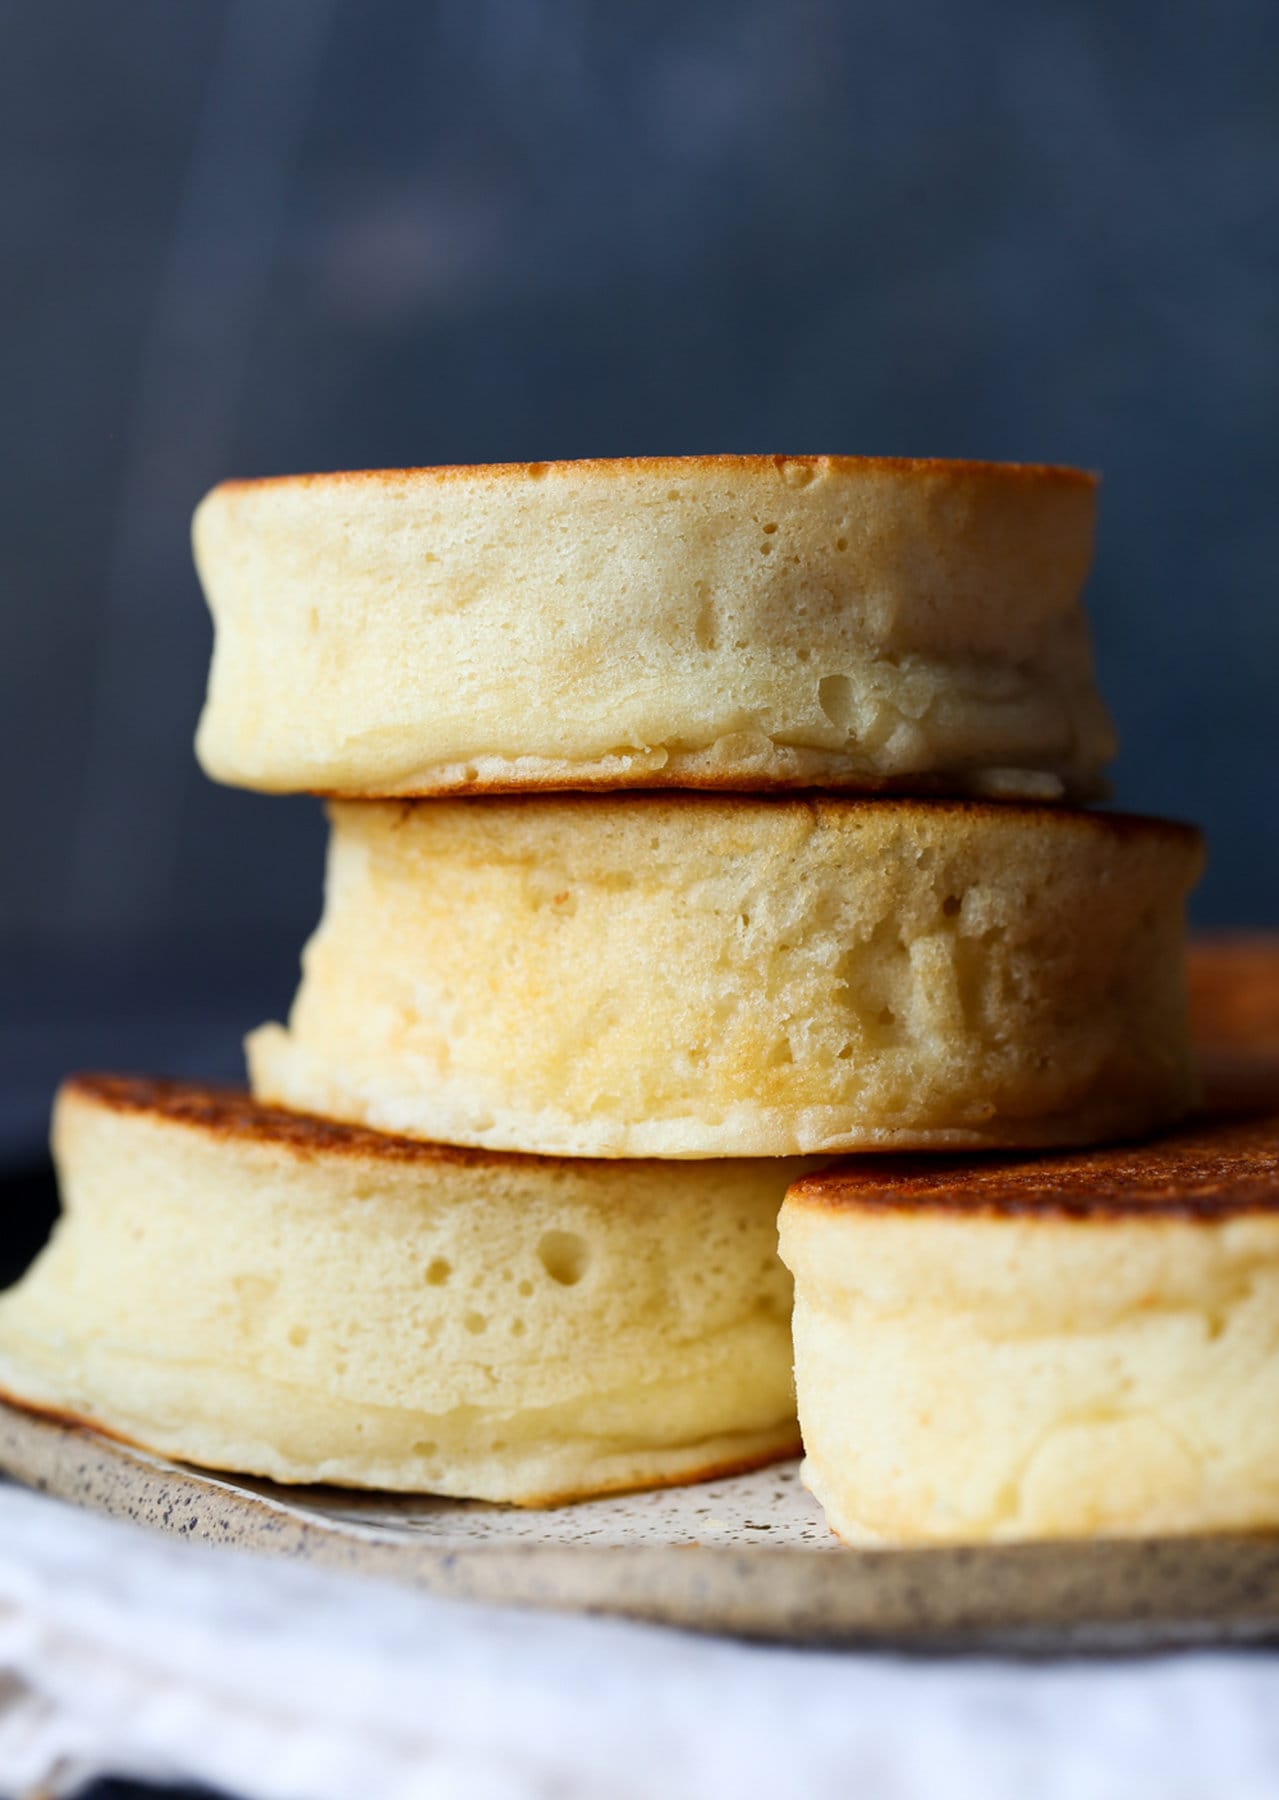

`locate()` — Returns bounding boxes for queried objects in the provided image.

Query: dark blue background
[2,0,1276,1156]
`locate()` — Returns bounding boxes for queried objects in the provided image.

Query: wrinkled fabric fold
[6,1485,1279,1800]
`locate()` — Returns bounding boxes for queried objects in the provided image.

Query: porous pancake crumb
[0,1076,805,1503]
[249,794,1202,1157]
[780,1115,1279,1543]
[194,454,1114,800]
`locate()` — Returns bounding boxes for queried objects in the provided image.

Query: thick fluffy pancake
[780,1116,1279,1544]
[193,455,1114,800]
[249,795,1202,1158]
[0,1077,804,1503]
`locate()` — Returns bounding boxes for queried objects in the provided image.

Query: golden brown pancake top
[212,452,1098,497]
[787,1112,1279,1222]
[60,1073,741,1181]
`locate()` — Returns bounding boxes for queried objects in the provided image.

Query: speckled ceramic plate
[5,1399,1279,1650]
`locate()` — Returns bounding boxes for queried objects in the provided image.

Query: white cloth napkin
[4,1484,1279,1800]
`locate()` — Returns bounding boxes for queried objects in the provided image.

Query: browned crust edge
[0,1385,156,1461]
[330,791,1201,849]
[786,1114,1279,1223]
[0,1386,799,1508]
[307,771,1112,804]
[209,452,1098,499]
[510,1434,803,1509]
[58,1074,766,1181]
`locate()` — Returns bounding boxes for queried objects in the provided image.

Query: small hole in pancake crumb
[464,1311,488,1334]
[425,1258,452,1286]
[693,583,716,651]
[835,537,848,552]
[943,895,962,918]
[511,1318,526,1337]
[762,521,778,534]
[759,541,772,555]
[537,1230,591,1286]
[287,1324,309,1349]
[517,1278,534,1297]
[818,674,855,732]
[413,1441,437,1457]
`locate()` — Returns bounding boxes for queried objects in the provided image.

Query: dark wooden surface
[3,0,1279,958]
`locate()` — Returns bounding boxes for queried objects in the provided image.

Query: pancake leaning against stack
[0,453,1204,1516]
[780,1111,1279,1544]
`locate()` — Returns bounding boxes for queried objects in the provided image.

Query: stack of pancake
[5,453,1252,1544]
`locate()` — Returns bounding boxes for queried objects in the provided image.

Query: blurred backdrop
[2,0,1277,1166]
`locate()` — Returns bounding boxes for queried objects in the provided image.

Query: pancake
[780,1115,1279,1543]
[248,794,1202,1158]
[0,1076,806,1503]
[193,455,1115,800]
[1189,936,1279,1116]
